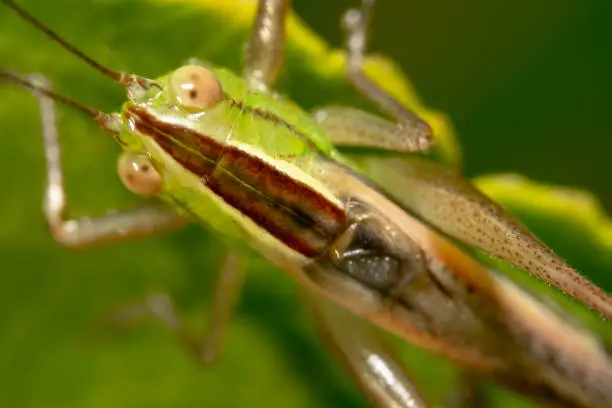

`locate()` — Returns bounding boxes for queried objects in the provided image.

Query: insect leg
[339,0,433,151]
[242,0,290,91]
[305,292,487,408]
[313,106,431,152]
[109,250,246,364]
[304,292,433,408]
[196,250,246,363]
[30,74,187,247]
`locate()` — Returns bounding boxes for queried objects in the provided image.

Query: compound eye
[117,152,162,196]
[170,65,223,111]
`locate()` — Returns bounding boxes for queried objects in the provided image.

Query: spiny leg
[109,249,246,364]
[332,0,432,151]
[28,73,188,247]
[242,0,290,91]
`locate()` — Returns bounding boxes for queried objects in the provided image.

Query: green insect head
[0,0,251,200]
[115,64,240,196]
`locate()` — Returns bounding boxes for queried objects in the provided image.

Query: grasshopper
[1,0,611,407]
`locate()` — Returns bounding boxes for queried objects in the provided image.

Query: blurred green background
[0,0,610,407]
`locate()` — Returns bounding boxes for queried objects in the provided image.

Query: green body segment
[119,65,350,262]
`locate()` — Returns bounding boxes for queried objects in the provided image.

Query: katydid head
[113,65,227,198]
[1,0,231,199]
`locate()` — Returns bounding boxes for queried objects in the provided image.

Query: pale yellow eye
[117,153,162,196]
[170,65,223,111]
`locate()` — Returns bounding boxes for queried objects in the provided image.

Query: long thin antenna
[2,0,125,84]
[1,70,104,120]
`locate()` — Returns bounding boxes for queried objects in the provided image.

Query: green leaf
[0,1,608,408]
